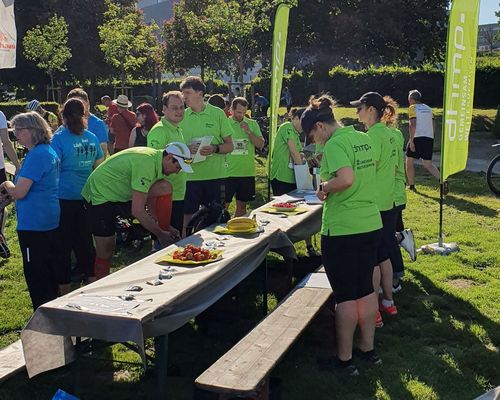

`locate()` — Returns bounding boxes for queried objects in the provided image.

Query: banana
[227,217,257,231]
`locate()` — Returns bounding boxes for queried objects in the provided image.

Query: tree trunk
[49,72,55,102]
[238,54,244,84]
[200,62,205,81]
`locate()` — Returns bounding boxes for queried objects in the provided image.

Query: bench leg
[155,334,169,399]
[262,259,268,315]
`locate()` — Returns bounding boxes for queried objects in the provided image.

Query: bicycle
[486,143,500,195]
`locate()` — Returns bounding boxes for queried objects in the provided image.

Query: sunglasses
[173,155,193,165]
[356,106,363,113]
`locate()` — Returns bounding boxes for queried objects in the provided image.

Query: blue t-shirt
[51,127,104,200]
[15,144,60,231]
[88,114,109,144]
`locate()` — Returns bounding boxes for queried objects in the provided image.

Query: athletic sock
[94,257,111,280]
[155,193,173,231]
[382,298,394,308]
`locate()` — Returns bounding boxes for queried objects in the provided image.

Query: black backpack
[186,201,230,236]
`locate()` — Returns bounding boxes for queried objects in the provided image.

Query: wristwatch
[214,144,220,154]
[319,183,324,192]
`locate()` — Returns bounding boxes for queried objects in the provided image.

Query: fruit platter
[156,244,223,265]
[271,202,297,212]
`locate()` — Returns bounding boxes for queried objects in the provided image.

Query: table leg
[262,259,268,315]
[73,337,82,396]
[155,334,169,399]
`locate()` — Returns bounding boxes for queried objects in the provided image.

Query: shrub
[0,101,60,120]
[493,105,500,139]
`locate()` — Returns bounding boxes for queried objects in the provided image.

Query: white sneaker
[400,229,416,262]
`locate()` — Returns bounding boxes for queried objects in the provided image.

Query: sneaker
[375,311,384,328]
[317,357,359,376]
[379,303,398,316]
[400,229,416,262]
[392,278,402,293]
[353,349,383,365]
[408,184,417,192]
[0,232,10,258]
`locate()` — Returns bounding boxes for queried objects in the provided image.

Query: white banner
[0,0,16,69]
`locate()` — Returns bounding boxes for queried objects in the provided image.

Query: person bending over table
[81,143,193,279]
[301,94,383,376]
[2,112,60,310]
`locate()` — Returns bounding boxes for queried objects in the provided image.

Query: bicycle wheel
[486,153,500,195]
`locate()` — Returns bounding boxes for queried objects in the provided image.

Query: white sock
[382,299,394,308]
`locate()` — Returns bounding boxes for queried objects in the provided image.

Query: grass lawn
[0,127,499,398]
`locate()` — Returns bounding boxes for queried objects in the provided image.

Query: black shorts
[321,229,381,304]
[406,137,434,160]
[184,179,223,214]
[87,201,132,237]
[225,176,256,203]
[271,179,296,196]
[0,168,6,184]
[378,208,400,264]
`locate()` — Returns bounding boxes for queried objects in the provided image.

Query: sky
[480,0,499,24]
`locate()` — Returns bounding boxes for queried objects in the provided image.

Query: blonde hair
[11,112,52,145]
[380,96,399,127]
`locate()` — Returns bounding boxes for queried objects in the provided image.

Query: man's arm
[200,135,234,156]
[241,122,265,150]
[409,119,416,151]
[0,128,20,172]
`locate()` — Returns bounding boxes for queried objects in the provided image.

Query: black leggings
[58,199,96,283]
[18,229,59,310]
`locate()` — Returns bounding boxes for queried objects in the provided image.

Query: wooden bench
[195,271,332,400]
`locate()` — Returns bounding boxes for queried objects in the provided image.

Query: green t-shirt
[390,127,407,207]
[320,126,382,236]
[270,121,303,184]
[367,122,397,211]
[81,147,166,205]
[179,103,233,181]
[147,117,187,201]
[227,116,262,177]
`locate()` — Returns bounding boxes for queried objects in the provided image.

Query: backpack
[186,201,230,236]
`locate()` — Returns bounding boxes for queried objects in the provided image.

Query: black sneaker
[317,356,359,376]
[353,349,382,365]
[409,185,417,192]
[0,232,11,258]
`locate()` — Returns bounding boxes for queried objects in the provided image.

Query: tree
[98,0,159,88]
[22,14,72,100]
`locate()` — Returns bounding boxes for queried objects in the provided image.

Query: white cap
[165,142,193,173]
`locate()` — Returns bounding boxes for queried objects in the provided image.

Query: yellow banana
[227,217,257,231]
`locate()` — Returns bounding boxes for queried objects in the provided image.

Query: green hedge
[252,64,500,108]
[0,101,60,120]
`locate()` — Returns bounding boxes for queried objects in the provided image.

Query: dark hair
[162,90,184,107]
[231,96,248,109]
[300,95,336,134]
[62,98,86,135]
[67,88,89,104]
[208,94,226,110]
[289,107,306,119]
[136,102,159,131]
[180,76,206,94]
[381,96,399,126]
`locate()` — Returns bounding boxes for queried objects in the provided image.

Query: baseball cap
[165,142,193,173]
[26,99,41,111]
[350,92,385,111]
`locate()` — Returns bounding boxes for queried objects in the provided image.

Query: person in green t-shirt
[225,97,264,217]
[179,76,234,235]
[301,94,382,375]
[270,108,305,195]
[147,91,187,232]
[351,91,400,324]
[81,143,193,279]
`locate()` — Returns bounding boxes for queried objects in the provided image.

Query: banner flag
[440,0,480,181]
[0,0,16,69]
[267,4,291,177]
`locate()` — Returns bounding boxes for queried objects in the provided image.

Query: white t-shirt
[0,111,7,169]
[409,103,434,139]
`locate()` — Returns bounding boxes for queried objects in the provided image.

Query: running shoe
[353,349,383,365]
[400,229,416,262]
[408,184,417,192]
[317,357,360,376]
[0,232,11,259]
[379,302,398,316]
[392,278,402,293]
[375,311,384,328]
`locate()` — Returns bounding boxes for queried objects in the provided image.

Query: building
[137,0,177,24]
[478,23,500,52]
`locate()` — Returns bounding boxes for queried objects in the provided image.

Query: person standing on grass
[2,112,60,310]
[225,97,264,217]
[351,92,399,328]
[179,76,234,236]
[270,107,318,257]
[406,89,448,194]
[129,103,159,148]
[0,109,21,258]
[302,95,382,376]
[81,143,192,280]
[147,91,187,233]
[51,98,104,291]
[25,100,59,132]
[109,95,136,154]
[67,88,109,158]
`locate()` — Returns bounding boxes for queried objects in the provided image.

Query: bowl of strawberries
[271,202,297,212]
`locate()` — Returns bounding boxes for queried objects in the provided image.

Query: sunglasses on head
[173,155,193,164]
